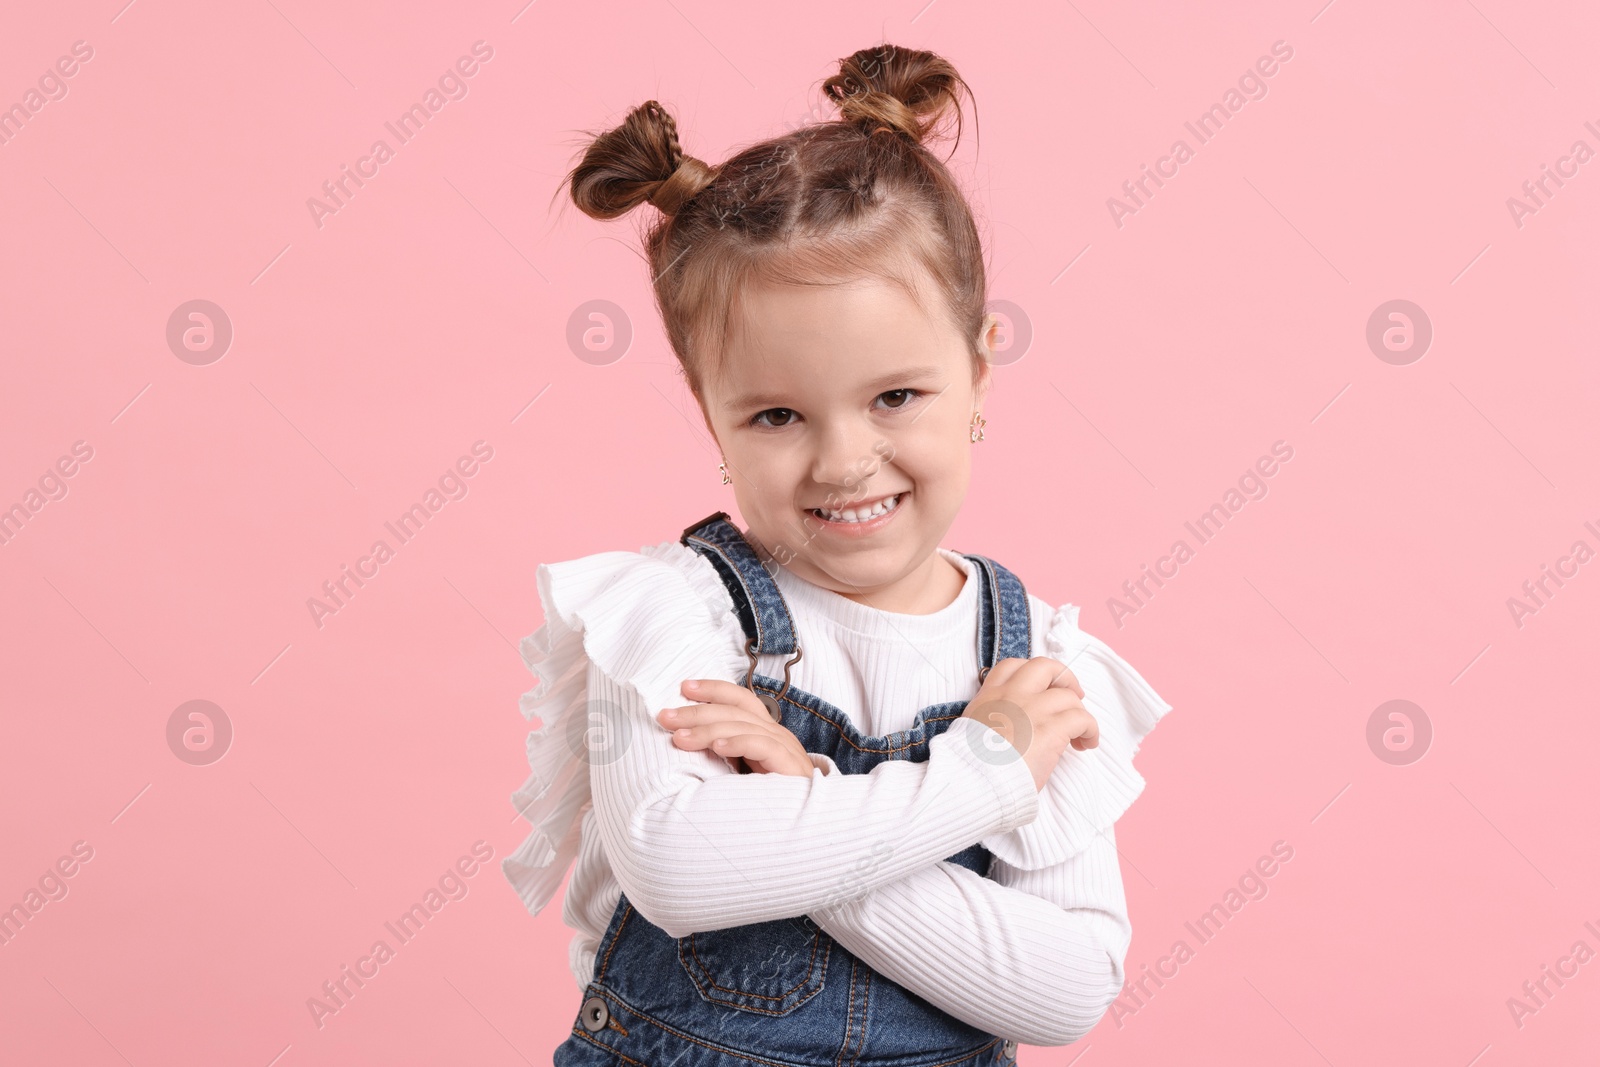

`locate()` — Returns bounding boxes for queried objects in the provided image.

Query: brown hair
[561,44,987,398]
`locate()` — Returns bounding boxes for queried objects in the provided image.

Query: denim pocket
[677,914,831,1015]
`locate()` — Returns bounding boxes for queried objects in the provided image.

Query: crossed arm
[805,748,1130,1046]
[586,663,1131,1045]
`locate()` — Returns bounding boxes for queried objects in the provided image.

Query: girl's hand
[656,679,814,777]
[960,656,1099,792]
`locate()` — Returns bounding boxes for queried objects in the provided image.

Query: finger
[681,679,770,719]
[1066,708,1100,749]
[1007,656,1075,695]
[1016,689,1094,745]
[1044,664,1084,699]
[1028,687,1087,714]
[658,699,768,729]
[667,718,782,751]
[705,732,786,767]
[1027,693,1097,748]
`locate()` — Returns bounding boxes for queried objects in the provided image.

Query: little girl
[503,44,1173,1066]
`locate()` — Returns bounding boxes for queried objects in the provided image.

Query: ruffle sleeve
[500,539,750,918]
[979,602,1173,870]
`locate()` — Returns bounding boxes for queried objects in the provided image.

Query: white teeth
[813,493,901,523]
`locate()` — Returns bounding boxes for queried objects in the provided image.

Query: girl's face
[695,276,994,612]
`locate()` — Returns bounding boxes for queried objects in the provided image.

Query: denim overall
[553,512,1030,1067]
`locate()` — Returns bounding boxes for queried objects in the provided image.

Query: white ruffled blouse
[502,534,1172,1046]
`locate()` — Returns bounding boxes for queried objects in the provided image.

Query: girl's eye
[751,408,797,429]
[876,388,921,410]
[748,389,922,428]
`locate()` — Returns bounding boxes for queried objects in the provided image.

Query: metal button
[578,995,609,1032]
[1001,1038,1017,1058]
[757,691,784,722]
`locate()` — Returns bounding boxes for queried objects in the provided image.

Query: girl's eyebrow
[725,364,944,410]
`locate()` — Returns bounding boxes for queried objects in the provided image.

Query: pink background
[2,0,1597,1063]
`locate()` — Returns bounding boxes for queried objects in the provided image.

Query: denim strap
[681,511,798,656]
[965,551,1034,665]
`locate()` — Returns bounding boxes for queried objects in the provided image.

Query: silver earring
[969,411,986,443]
[719,460,732,484]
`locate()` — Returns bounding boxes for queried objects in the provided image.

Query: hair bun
[822,45,971,146]
[565,99,718,220]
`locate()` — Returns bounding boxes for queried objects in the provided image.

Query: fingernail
[661,709,677,720]
[684,680,700,689]
[676,728,692,737]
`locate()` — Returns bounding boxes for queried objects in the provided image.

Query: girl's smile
[807,489,906,532]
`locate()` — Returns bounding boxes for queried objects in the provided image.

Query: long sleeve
[809,823,1131,1047]
[587,661,1041,938]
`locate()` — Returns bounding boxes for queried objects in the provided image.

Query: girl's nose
[807,421,884,491]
